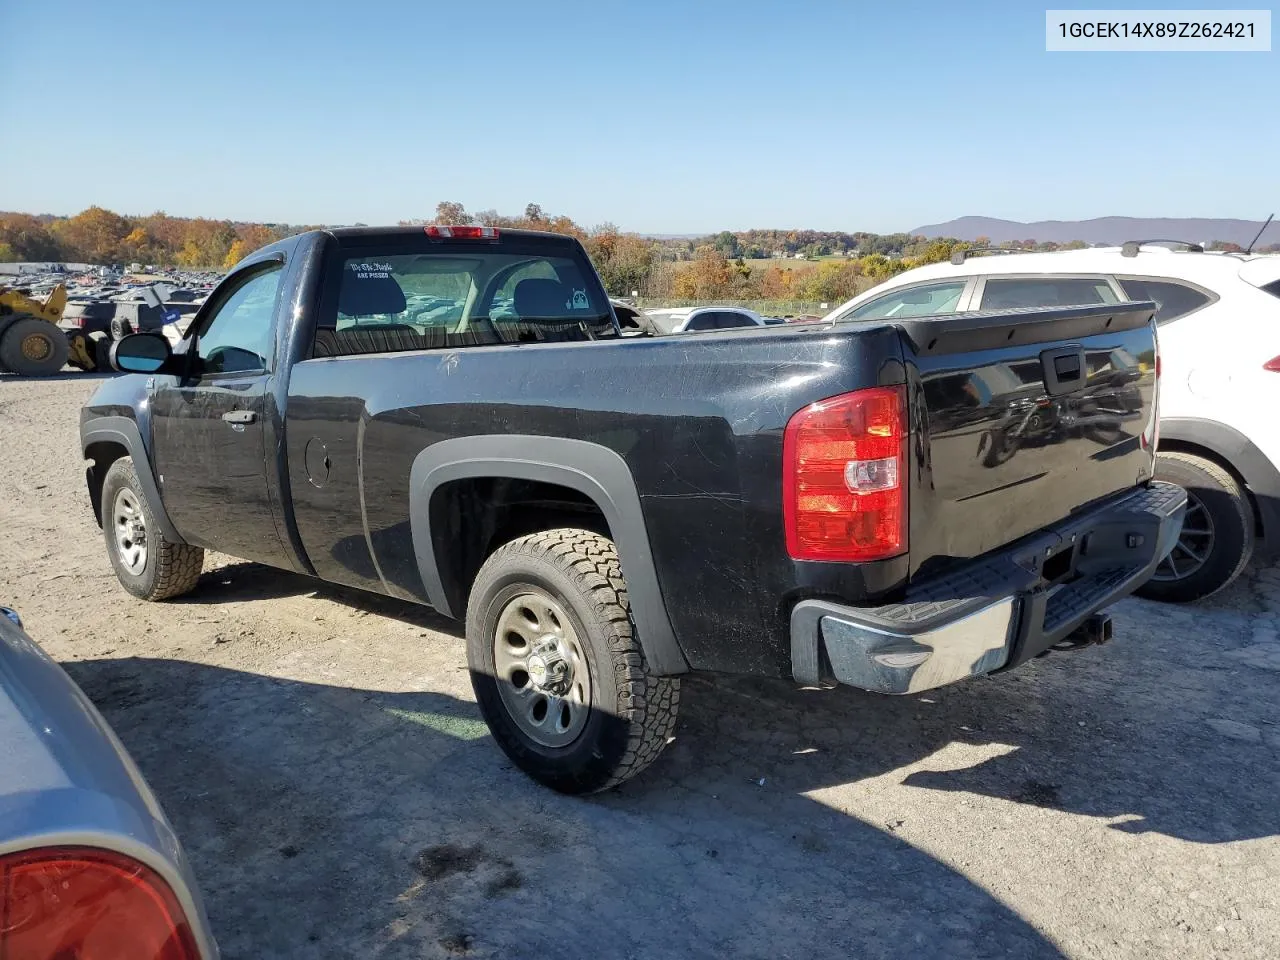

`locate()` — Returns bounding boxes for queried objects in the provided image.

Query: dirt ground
[2,373,1279,960]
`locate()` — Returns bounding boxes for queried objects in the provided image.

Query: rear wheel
[1137,452,1254,603]
[0,318,69,376]
[466,529,680,793]
[101,457,204,601]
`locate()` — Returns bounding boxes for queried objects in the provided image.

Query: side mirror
[110,332,173,374]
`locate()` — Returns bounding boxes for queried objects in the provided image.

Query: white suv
[824,244,1280,602]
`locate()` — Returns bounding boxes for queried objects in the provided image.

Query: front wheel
[1136,452,1254,603]
[101,457,205,601]
[466,529,680,794]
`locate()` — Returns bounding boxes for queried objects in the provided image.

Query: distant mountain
[911,216,1278,248]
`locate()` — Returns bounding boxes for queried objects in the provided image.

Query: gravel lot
[3,373,1279,959]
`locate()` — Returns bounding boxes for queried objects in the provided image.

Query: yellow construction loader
[0,283,72,376]
[0,283,112,375]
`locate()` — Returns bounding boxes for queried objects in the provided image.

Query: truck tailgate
[898,302,1159,575]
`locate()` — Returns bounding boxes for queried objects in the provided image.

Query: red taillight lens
[783,385,907,562]
[424,225,498,239]
[0,848,199,960]
[1264,356,1280,372]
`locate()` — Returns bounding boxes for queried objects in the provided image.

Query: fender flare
[1160,417,1280,550]
[81,415,185,543]
[409,435,688,676]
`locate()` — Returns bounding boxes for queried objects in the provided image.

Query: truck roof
[324,225,581,243]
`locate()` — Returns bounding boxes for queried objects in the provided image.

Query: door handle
[222,410,257,425]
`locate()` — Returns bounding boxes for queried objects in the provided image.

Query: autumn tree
[434,201,469,225]
[54,206,132,262]
[586,225,656,295]
[0,214,62,261]
[672,249,734,299]
[235,223,277,251]
[223,239,250,269]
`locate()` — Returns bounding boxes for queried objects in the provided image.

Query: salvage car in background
[825,242,1280,601]
[0,606,218,959]
[642,305,769,333]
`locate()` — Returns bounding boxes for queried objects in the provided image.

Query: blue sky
[0,0,1273,233]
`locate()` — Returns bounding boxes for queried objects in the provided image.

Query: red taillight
[0,847,200,960]
[783,385,907,562]
[1264,356,1280,372]
[424,225,498,239]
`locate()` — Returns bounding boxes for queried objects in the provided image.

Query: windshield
[321,237,616,355]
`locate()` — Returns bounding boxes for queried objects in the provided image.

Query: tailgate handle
[1041,346,1086,396]
[222,409,257,425]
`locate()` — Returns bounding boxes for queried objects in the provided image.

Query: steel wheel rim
[112,488,148,575]
[492,590,592,748]
[1152,492,1214,582]
[21,334,51,361]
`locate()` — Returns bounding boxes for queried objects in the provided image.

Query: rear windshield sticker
[570,289,589,310]
[347,262,394,280]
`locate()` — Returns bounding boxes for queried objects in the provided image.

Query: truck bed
[284,298,1159,678]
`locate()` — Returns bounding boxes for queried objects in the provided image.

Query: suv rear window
[1262,279,1280,300]
[1117,278,1214,324]
[980,278,1118,310]
[314,236,614,358]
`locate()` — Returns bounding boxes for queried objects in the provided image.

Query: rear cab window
[313,232,615,358]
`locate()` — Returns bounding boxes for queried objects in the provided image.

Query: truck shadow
[177,560,453,632]
[109,563,1280,955]
[66,655,1066,960]
[173,560,1279,849]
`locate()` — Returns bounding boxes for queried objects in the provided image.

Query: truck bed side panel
[284,325,905,676]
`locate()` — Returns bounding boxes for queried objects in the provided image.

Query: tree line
[7,203,1270,306]
[0,208,312,271]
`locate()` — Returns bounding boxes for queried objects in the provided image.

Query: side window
[196,265,283,375]
[980,277,1117,310]
[684,312,718,331]
[1117,277,1214,324]
[840,281,967,321]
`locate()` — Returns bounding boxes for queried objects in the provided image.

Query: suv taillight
[783,385,907,562]
[1264,356,1280,372]
[0,847,200,960]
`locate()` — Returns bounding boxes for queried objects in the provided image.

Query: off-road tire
[1136,451,1254,603]
[110,317,133,340]
[101,457,204,601]
[0,318,69,376]
[466,529,680,793]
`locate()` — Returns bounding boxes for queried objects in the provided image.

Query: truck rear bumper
[789,481,1186,695]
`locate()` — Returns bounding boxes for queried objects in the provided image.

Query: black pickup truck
[80,226,1185,793]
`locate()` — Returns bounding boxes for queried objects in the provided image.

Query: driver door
[150,261,285,563]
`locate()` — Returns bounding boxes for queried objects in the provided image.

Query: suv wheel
[101,457,204,601]
[1137,452,1254,603]
[466,529,680,793]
